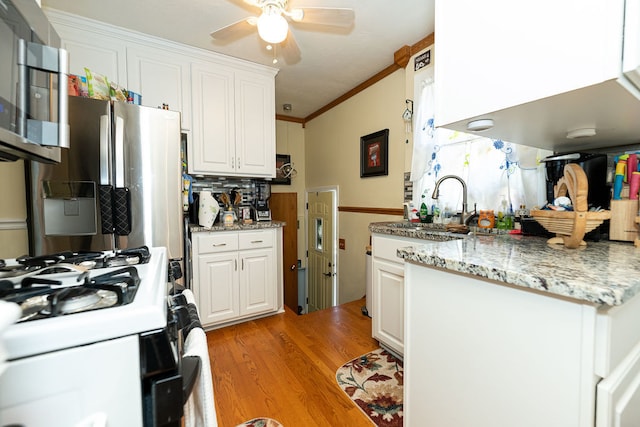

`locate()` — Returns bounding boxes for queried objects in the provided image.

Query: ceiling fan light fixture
[289,9,304,22]
[257,9,288,44]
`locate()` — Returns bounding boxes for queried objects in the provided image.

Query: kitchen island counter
[370,221,640,306]
[384,220,640,427]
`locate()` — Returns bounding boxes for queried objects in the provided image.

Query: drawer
[195,232,238,254]
[239,230,273,250]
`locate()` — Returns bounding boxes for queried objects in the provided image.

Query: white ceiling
[41,0,435,119]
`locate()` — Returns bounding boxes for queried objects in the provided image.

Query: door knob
[290,264,296,271]
[323,272,332,277]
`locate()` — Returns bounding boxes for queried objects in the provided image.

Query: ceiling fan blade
[210,17,258,41]
[225,0,262,12]
[280,30,301,64]
[289,7,355,27]
[242,0,262,7]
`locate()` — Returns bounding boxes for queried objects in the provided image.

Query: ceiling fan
[210,0,355,64]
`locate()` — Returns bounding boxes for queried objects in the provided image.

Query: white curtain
[410,76,551,216]
[410,77,436,183]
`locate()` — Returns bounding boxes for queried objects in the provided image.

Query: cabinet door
[234,70,275,177]
[190,62,236,175]
[239,248,276,316]
[197,252,239,326]
[372,258,405,356]
[434,0,623,128]
[597,341,640,427]
[53,24,127,85]
[126,45,191,129]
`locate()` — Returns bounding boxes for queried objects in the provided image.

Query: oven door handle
[181,355,201,404]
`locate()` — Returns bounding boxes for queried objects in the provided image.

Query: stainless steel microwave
[0,0,69,163]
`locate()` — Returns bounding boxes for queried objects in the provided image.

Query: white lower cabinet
[404,261,640,427]
[371,233,429,357]
[193,229,282,328]
[597,341,640,427]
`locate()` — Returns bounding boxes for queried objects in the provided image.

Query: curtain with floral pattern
[410,77,552,217]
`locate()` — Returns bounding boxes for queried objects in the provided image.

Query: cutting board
[609,199,639,241]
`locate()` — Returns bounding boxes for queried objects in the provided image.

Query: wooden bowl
[530,209,610,248]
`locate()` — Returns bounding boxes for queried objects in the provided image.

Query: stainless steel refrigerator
[27,96,183,262]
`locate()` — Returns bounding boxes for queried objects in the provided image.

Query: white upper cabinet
[190,63,236,175]
[126,45,192,130]
[434,0,640,152]
[189,62,276,178]
[234,70,276,177]
[46,11,127,86]
[44,8,278,178]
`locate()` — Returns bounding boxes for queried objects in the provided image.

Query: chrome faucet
[431,175,477,225]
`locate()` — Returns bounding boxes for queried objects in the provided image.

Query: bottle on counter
[419,194,430,223]
[505,205,514,230]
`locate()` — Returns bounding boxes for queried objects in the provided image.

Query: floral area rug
[336,348,403,426]
[235,417,283,427]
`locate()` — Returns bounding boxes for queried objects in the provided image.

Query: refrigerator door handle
[99,185,115,234]
[115,116,125,188]
[99,115,110,185]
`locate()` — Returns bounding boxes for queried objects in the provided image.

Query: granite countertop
[190,220,285,233]
[370,221,640,307]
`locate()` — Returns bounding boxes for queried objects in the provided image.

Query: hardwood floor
[205,298,379,426]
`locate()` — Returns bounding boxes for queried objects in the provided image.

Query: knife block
[609,199,639,241]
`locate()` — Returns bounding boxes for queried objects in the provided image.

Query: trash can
[363,246,372,317]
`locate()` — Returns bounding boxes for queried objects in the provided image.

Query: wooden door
[307,191,334,313]
[270,192,298,313]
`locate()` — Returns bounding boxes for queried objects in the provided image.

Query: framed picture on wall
[360,129,389,178]
[273,153,291,185]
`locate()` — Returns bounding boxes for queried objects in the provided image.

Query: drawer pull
[250,240,263,244]
[212,243,227,247]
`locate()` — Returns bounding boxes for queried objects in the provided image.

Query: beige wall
[305,68,408,304]
[0,161,29,258]
[272,120,307,267]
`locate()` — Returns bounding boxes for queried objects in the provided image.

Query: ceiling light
[257,6,288,44]
[566,128,596,139]
[466,119,494,132]
[289,9,304,22]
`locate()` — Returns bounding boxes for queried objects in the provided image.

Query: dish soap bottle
[419,194,429,223]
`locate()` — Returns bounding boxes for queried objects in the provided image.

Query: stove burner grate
[1,246,152,280]
[2,266,141,322]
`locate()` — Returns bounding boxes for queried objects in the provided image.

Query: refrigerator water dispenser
[43,181,97,236]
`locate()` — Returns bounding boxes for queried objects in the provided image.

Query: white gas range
[0,246,200,427]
